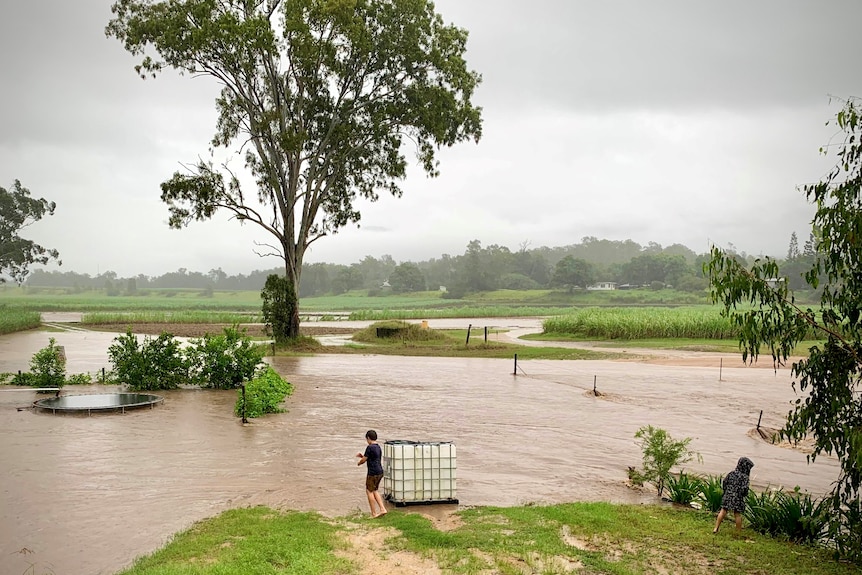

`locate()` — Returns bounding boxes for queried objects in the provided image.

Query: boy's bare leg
[372,490,388,517]
[366,490,377,516]
[713,509,727,533]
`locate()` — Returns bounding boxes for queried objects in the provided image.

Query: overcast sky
[2,0,861,278]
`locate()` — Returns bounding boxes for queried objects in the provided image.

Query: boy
[356,429,387,518]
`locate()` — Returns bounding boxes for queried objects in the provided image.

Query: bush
[666,472,705,506]
[185,326,264,389]
[633,425,699,497]
[108,330,188,391]
[65,373,93,385]
[352,320,448,343]
[261,274,296,344]
[744,487,829,544]
[697,474,724,513]
[29,337,66,389]
[832,500,862,564]
[235,366,293,419]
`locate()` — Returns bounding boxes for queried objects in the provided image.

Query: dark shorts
[366,474,383,492]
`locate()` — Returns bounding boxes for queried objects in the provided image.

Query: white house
[587,281,617,291]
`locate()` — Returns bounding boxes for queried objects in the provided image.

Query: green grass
[82,311,262,324]
[0,306,41,334]
[116,503,860,575]
[119,507,350,575]
[299,325,618,360]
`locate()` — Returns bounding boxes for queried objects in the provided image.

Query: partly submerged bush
[29,337,66,389]
[352,320,447,343]
[235,366,293,419]
[108,330,188,391]
[185,325,264,389]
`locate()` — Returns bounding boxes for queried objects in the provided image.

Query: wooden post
[513,354,518,375]
[757,410,763,430]
[241,384,248,424]
[484,326,488,342]
[593,375,597,395]
[465,324,472,345]
[719,358,723,381]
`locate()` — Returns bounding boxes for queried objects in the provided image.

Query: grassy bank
[117,503,859,575]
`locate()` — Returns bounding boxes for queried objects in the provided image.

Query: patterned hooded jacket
[720,457,754,513]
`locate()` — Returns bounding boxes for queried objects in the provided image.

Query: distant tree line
[22,235,810,297]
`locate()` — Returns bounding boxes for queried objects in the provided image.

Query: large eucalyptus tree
[107,0,482,337]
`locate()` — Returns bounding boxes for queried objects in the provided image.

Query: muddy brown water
[0,325,842,575]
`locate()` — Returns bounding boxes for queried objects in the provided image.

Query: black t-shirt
[364,443,383,476]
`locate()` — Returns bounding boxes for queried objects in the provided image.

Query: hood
[736,456,754,475]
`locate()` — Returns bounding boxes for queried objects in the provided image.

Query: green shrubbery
[108,331,188,391]
[630,425,699,497]
[631,426,853,558]
[106,326,265,391]
[234,366,293,419]
[185,326,264,389]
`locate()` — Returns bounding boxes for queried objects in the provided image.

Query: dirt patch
[337,524,442,575]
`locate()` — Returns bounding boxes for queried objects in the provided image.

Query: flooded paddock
[0,328,841,575]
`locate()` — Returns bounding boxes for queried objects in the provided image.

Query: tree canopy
[0,180,60,284]
[707,98,862,560]
[107,0,482,337]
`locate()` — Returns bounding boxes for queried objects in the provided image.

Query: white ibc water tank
[383,440,458,506]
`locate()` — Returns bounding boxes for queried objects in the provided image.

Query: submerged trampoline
[34,393,164,415]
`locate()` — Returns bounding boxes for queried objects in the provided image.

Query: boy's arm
[356,452,368,466]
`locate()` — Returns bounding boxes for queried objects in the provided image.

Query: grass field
[0,307,41,334]
[542,306,822,340]
[116,503,859,575]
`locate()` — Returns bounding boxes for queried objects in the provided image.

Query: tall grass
[0,306,41,334]
[543,307,739,339]
[349,306,578,320]
[82,311,262,324]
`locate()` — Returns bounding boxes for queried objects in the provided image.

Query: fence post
[484,326,488,342]
[465,324,472,345]
[241,384,248,424]
[593,375,597,395]
[513,353,518,375]
[719,358,723,381]
[756,410,763,430]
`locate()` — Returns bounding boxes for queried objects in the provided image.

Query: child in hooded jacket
[713,456,754,533]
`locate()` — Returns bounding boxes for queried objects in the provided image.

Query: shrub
[352,320,448,343]
[108,330,188,391]
[261,274,296,344]
[698,474,724,513]
[666,472,705,506]
[65,373,93,385]
[745,487,829,544]
[633,425,699,497]
[29,337,66,389]
[185,326,264,389]
[831,500,862,564]
[235,366,293,419]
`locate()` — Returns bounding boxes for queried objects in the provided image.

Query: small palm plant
[666,472,706,507]
[697,474,724,513]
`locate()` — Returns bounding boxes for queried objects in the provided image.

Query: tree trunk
[285,260,301,339]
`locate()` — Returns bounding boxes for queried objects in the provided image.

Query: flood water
[0,326,841,575]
